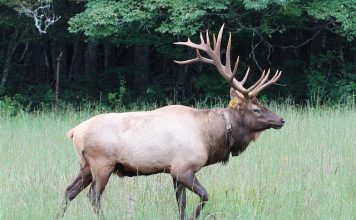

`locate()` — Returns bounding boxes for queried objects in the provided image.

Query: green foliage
[68,0,119,38]
[240,0,356,40]
[243,0,291,10]
[154,0,228,36]
[68,0,229,38]
[0,96,23,116]
[307,69,328,100]
[0,0,45,8]
[0,2,33,30]
[145,84,167,102]
[108,78,127,109]
[306,50,356,104]
[7,84,56,110]
[332,80,356,102]
[195,73,228,98]
[307,0,356,40]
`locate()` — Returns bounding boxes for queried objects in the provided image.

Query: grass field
[1,103,356,220]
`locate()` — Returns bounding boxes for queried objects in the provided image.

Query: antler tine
[246,70,266,92]
[214,24,225,57]
[174,49,214,65]
[195,49,214,64]
[226,37,252,94]
[174,37,207,51]
[222,31,249,93]
[213,34,217,49]
[232,56,240,78]
[174,58,200,65]
[255,70,282,94]
[200,32,205,44]
[255,69,271,89]
[240,67,250,85]
[206,30,211,51]
[226,33,232,79]
[174,33,214,64]
[248,70,282,97]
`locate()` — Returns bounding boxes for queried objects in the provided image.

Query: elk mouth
[269,119,285,129]
[271,124,284,129]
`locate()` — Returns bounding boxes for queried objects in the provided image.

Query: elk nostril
[281,119,285,124]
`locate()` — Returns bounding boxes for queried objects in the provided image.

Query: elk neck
[201,107,261,166]
[225,107,261,157]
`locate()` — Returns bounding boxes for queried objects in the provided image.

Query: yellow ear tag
[228,97,239,108]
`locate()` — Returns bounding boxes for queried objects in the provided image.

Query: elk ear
[228,97,240,108]
[229,88,244,108]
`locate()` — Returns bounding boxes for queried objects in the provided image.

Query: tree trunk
[338,39,347,78]
[43,49,51,83]
[51,39,68,79]
[0,29,20,93]
[0,30,5,65]
[85,40,98,76]
[0,56,13,93]
[134,45,149,96]
[55,52,62,111]
[104,42,115,70]
[309,31,327,69]
[68,37,84,81]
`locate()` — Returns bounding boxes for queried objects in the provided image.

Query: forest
[0,0,355,112]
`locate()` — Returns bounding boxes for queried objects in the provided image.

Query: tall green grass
[0,103,355,219]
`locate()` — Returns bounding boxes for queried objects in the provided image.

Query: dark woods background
[0,0,355,112]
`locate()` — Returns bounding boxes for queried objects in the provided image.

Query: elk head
[174,24,285,132]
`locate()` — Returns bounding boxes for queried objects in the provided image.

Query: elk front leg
[173,171,208,220]
[173,177,186,220]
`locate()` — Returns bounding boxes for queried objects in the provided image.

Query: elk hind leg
[88,163,115,215]
[58,165,92,217]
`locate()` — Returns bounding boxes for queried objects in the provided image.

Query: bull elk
[59,24,285,219]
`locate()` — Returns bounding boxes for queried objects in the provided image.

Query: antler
[174,24,282,99]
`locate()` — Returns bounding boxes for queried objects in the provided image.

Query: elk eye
[253,109,261,114]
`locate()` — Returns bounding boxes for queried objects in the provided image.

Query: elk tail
[66,128,75,139]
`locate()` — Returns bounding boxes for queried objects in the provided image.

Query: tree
[0,0,354,110]
[0,2,32,94]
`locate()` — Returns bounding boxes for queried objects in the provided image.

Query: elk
[59,24,285,220]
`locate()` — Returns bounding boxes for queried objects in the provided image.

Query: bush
[0,96,23,116]
[108,79,127,109]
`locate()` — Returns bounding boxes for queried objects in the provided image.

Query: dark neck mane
[231,129,261,156]
[228,107,261,156]
[201,108,261,166]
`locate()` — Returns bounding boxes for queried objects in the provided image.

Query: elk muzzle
[268,115,285,129]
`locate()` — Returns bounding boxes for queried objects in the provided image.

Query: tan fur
[67,102,282,176]
[68,105,220,176]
